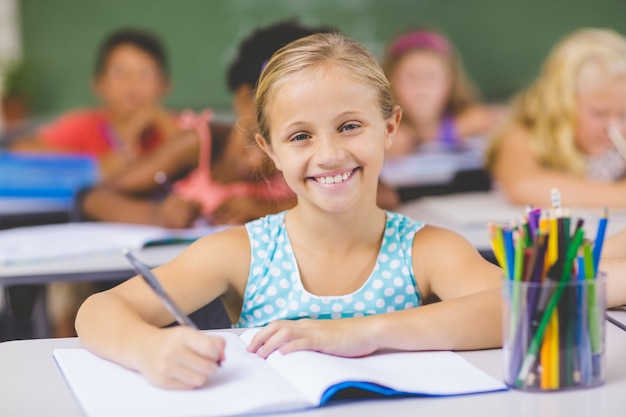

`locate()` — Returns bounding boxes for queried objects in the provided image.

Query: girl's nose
[314,135,346,166]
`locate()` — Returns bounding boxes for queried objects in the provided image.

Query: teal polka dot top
[236,211,425,328]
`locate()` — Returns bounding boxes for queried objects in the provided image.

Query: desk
[606,308,626,332]
[2,323,626,417]
[0,244,232,340]
[0,245,189,340]
[0,244,187,286]
[0,196,73,229]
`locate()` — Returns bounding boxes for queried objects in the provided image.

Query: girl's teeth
[317,171,352,184]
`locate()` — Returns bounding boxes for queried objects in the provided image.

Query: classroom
[2,0,626,416]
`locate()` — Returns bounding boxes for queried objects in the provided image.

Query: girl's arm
[599,228,626,307]
[493,125,626,207]
[106,128,200,191]
[75,226,251,389]
[598,257,626,308]
[81,187,201,228]
[81,130,200,225]
[247,226,502,357]
[456,103,507,139]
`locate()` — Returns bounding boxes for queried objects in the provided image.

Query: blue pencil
[592,208,608,275]
[503,227,515,281]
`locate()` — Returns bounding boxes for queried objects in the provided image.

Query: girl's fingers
[186,333,226,365]
[248,322,309,358]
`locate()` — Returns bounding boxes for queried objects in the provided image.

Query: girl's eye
[291,133,310,142]
[340,123,360,132]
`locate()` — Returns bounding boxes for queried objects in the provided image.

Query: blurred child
[9,28,176,179]
[80,21,336,228]
[383,28,502,157]
[486,28,626,208]
[76,32,502,390]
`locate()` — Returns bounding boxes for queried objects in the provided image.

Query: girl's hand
[135,326,225,389]
[246,319,379,359]
[156,194,202,229]
[212,196,264,225]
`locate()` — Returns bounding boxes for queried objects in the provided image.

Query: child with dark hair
[10,28,177,178]
[81,20,334,228]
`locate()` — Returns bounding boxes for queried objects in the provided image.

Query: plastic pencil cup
[502,272,606,391]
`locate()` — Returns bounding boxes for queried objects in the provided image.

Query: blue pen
[592,208,608,274]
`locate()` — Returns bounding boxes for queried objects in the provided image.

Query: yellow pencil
[488,222,507,271]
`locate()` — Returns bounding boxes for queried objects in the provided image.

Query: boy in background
[9,28,177,179]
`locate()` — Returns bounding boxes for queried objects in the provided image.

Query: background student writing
[383,28,503,157]
[78,21,332,228]
[486,28,626,208]
[76,32,502,390]
[376,28,504,209]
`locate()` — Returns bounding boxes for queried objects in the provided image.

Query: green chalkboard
[21,0,626,117]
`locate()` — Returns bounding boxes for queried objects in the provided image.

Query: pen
[607,124,626,161]
[154,170,174,194]
[592,208,608,275]
[122,249,198,329]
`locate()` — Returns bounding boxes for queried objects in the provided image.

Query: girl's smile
[310,167,358,186]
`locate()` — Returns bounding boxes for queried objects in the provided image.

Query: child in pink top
[173,109,292,221]
[9,28,176,178]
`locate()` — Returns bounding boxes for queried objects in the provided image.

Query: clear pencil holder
[502,272,606,391]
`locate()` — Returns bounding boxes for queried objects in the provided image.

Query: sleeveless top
[586,148,626,182]
[235,211,425,328]
[173,110,293,219]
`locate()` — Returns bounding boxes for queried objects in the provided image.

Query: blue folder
[0,151,98,198]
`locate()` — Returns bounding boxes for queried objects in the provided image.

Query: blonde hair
[255,32,395,143]
[486,28,626,175]
[383,28,479,118]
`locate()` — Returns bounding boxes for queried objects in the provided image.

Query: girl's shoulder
[410,223,475,252]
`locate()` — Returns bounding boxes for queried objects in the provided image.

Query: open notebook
[0,222,227,265]
[54,330,507,417]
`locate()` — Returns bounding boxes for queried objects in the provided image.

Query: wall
[20,0,626,117]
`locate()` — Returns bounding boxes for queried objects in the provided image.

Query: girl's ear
[255,133,282,171]
[384,105,403,149]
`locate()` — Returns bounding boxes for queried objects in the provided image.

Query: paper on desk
[380,138,485,187]
[53,332,309,417]
[0,222,226,265]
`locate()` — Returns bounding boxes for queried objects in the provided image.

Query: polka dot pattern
[236,211,424,328]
